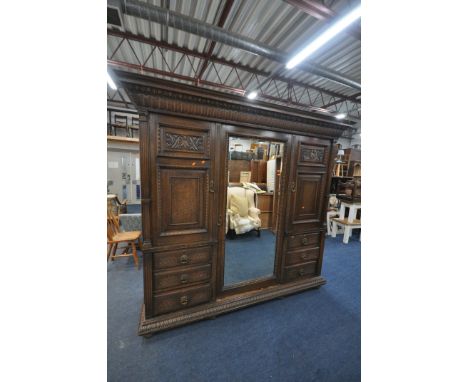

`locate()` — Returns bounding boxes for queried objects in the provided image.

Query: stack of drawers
[152,246,213,315]
[283,232,321,282]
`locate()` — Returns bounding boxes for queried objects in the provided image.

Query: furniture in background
[107,194,127,215]
[118,71,344,336]
[326,194,341,236]
[226,187,261,237]
[343,148,361,177]
[107,109,113,136]
[113,114,129,137]
[250,159,267,183]
[128,116,139,138]
[350,162,361,177]
[333,149,346,176]
[107,208,142,266]
[228,159,251,183]
[336,178,361,203]
[331,200,361,244]
[257,192,273,229]
[330,176,353,195]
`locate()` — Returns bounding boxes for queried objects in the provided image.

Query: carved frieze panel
[300,147,324,163]
[298,144,328,167]
[165,132,204,152]
[159,125,211,159]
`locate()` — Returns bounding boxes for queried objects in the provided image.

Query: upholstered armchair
[226,187,261,237]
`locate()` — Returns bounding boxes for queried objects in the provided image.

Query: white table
[331,201,361,243]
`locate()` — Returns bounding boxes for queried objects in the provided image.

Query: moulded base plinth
[138,276,326,336]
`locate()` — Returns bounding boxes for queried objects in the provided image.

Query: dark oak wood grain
[118,71,345,335]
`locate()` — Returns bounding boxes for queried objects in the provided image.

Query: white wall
[107,142,141,204]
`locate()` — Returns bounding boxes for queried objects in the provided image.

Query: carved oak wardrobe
[116,70,348,336]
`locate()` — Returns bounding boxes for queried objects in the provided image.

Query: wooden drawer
[154,264,211,292]
[153,246,211,270]
[285,247,320,266]
[287,232,321,250]
[153,284,212,315]
[283,261,318,282]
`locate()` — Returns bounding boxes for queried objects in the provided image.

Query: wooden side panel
[139,110,154,319]
[281,135,333,282]
[286,136,331,235]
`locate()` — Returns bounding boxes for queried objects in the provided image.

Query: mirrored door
[222,135,285,287]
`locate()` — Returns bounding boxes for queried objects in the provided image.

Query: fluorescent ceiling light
[107,72,117,90]
[286,5,361,69]
[335,113,346,119]
[247,91,258,100]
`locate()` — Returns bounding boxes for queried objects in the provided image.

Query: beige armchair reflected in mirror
[226,186,261,238]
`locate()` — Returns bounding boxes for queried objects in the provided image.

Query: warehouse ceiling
[107,0,361,127]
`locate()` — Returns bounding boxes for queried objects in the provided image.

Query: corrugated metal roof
[107,0,361,118]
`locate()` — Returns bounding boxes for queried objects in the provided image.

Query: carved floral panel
[165,132,204,152]
[300,147,325,163]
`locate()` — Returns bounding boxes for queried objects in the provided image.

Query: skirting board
[138,276,326,336]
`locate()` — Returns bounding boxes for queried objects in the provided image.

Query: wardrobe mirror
[223,136,284,287]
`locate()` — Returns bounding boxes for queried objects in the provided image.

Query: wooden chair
[107,208,142,267]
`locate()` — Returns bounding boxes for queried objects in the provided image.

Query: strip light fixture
[107,71,117,90]
[286,5,361,70]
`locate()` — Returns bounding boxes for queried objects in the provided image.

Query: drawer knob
[298,268,305,276]
[301,253,308,260]
[180,254,189,264]
[301,237,309,245]
[180,274,188,284]
[180,295,189,305]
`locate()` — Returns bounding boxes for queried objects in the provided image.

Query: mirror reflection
[224,136,284,287]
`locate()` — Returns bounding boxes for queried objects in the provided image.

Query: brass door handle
[209,180,215,193]
[180,274,188,284]
[180,295,189,305]
[180,254,189,264]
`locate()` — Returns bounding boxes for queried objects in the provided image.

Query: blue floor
[108,234,360,381]
[224,229,276,286]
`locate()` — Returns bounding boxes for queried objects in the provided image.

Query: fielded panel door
[285,135,333,235]
[151,115,217,247]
